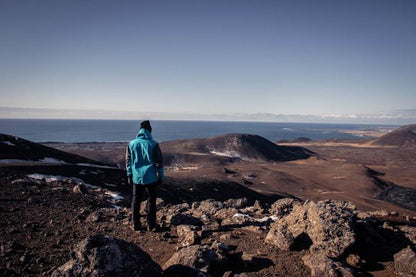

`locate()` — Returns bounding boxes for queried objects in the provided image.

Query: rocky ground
[2,128,416,276]
[1,164,416,276]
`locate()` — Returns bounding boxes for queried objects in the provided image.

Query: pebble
[220,233,232,240]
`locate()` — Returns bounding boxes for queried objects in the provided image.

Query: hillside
[0,133,108,166]
[161,133,314,165]
[372,124,416,147]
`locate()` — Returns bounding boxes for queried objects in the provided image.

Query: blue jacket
[126,128,164,185]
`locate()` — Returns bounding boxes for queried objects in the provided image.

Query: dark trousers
[131,183,157,228]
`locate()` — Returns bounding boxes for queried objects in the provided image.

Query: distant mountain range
[1,107,416,124]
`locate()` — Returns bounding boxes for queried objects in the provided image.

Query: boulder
[224,198,248,209]
[264,220,294,250]
[302,252,355,277]
[345,254,364,269]
[398,226,416,244]
[163,245,227,275]
[221,213,252,226]
[171,214,202,226]
[159,203,201,227]
[52,234,161,276]
[192,199,225,218]
[177,225,200,247]
[214,208,239,220]
[285,200,356,258]
[394,246,416,277]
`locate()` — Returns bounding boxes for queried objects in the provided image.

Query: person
[126,120,164,231]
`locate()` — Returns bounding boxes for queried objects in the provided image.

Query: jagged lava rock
[176,225,200,247]
[163,244,227,275]
[191,199,225,218]
[284,200,356,258]
[264,220,294,250]
[52,234,161,277]
[394,246,416,277]
[302,253,355,277]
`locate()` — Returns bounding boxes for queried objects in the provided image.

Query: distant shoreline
[0,119,398,143]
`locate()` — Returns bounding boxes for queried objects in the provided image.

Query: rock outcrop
[264,200,358,275]
[266,200,356,258]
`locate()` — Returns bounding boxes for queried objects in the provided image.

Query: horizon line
[0,106,414,125]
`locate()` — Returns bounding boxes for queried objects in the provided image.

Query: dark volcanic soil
[0,165,309,276]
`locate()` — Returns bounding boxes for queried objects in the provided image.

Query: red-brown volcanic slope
[45,127,416,216]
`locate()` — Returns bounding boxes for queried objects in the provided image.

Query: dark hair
[140,120,152,132]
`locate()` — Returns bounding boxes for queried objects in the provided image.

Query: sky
[1,0,415,123]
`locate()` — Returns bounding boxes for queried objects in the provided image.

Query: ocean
[0,119,397,143]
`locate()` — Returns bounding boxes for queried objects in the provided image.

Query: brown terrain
[1,125,416,276]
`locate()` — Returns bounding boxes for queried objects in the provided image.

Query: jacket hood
[136,128,153,140]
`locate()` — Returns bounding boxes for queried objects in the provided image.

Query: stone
[224,198,248,209]
[264,220,294,250]
[159,203,191,225]
[221,213,252,226]
[224,168,237,174]
[394,246,416,277]
[202,221,220,232]
[163,245,227,275]
[345,254,363,269]
[171,214,202,226]
[177,225,199,247]
[220,234,232,240]
[397,226,416,244]
[192,199,225,218]
[214,208,239,220]
[73,184,88,195]
[253,200,263,212]
[52,234,161,276]
[211,241,230,254]
[302,252,355,277]
[284,200,356,258]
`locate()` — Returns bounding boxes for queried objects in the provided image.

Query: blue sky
[1,0,415,122]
